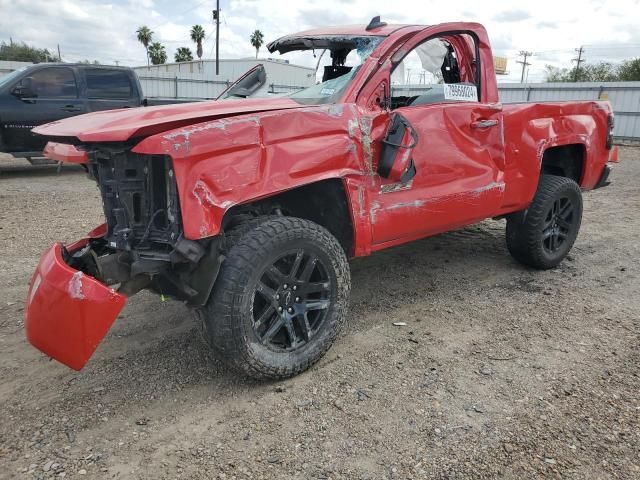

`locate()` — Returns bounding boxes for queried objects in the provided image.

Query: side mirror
[378,113,418,183]
[12,77,36,98]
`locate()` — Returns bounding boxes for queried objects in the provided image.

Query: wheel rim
[251,249,332,352]
[542,196,575,254]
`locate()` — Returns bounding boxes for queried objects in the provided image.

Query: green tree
[250,29,264,59]
[136,25,153,66]
[618,58,640,81]
[190,25,206,60]
[148,42,167,65]
[545,62,619,82]
[0,41,56,62]
[174,47,193,62]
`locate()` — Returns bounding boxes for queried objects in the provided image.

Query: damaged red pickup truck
[26,18,618,379]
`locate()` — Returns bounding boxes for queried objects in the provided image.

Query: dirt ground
[0,150,638,480]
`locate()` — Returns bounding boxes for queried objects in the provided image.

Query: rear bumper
[24,242,126,370]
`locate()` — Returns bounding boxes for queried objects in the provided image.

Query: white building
[0,60,33,77]
[133,58,315,100]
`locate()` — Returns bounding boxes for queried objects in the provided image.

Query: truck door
[368,32,506,245]
[82,68,141,112]
[2,66,85,153]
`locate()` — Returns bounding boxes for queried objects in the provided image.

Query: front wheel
[506,175,583,269]
[199,216,350,379]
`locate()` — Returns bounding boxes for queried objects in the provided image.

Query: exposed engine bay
[66,146,221,305]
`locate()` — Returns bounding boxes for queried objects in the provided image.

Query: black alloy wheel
[542,196,576,254]
[252,250,332,351]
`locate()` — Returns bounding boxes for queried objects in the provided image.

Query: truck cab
[0,63,143,161]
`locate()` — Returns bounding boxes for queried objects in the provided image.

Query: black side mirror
[12,77,36,98]
[378,113,419,183]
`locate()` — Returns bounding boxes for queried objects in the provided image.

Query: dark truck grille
[88,148,182,256]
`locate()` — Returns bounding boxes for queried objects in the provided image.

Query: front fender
[132,104,371,240]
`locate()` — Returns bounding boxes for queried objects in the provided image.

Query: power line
[516,51,533,83]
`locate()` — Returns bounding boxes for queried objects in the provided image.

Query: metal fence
[138,76,308,100]
[498,82,640,143]
[138,76,231,100]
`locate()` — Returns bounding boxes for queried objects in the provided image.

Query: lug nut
[287,307,293,313]
[295,297,300,302]
[278,306,283,312]
[283,283,288,289]
[292,285,297,291]
[275,294,280,300]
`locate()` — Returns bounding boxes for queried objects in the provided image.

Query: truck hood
[32,97,306,143]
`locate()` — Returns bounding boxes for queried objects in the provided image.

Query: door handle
[62,105,82,112]
[471,119,499,129]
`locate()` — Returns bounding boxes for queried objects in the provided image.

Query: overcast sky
[1,0,639,82]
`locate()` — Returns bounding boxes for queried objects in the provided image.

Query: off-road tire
[506,174,583,269]
[199,216,350,379]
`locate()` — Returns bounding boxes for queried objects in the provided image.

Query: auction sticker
[443,83,478,102]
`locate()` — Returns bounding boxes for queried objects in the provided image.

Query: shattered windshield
[275,36,384,105]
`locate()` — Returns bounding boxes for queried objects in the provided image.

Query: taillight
[606,114,614,150]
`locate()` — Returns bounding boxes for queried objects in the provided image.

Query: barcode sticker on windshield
[320,88,336,96]
[443,84,478,102]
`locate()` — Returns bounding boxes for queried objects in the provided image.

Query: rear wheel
[199,216,350,379]
[506,175,583,269]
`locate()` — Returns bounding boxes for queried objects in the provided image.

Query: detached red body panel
[43,142,88,164]
[25,21,617,371]
[25,243,126,370]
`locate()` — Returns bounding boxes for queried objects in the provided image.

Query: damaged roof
[267,24,421,54]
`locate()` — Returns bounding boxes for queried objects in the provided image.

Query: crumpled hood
[32,97,306,143]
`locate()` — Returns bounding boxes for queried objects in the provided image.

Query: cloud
[493,9,531,22]
[537,21,557,29]
[0,0,639,84]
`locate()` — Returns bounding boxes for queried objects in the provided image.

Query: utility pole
[572,46,585,82]
[517,51,533,83]
[57,44,62,62]
[212,1,220,75]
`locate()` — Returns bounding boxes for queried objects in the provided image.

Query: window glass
[85,69,132,99]
[285,36,384,105]
[390,35,479,109]
[0,67,28,89]
[29,67,78,98]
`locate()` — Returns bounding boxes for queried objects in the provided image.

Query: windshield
[275,36,384,105]
[288,66,360,105]
[0,67,28,89]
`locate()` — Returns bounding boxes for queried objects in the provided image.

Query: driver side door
[368,32,506,246]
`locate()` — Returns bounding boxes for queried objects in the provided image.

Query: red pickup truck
[25,18,618,379]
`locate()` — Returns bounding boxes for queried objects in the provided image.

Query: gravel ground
[0,149,638,480]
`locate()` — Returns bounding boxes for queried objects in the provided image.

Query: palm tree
[148,42,167,65]
[136,25,153,66]
[190,25,206,60]
[174,47,193,63]
[250,30,264,59]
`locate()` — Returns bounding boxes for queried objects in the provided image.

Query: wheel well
[222,178,354,256]
[541,144,585,184]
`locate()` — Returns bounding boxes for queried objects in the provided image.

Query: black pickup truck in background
[0,63,201,164]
